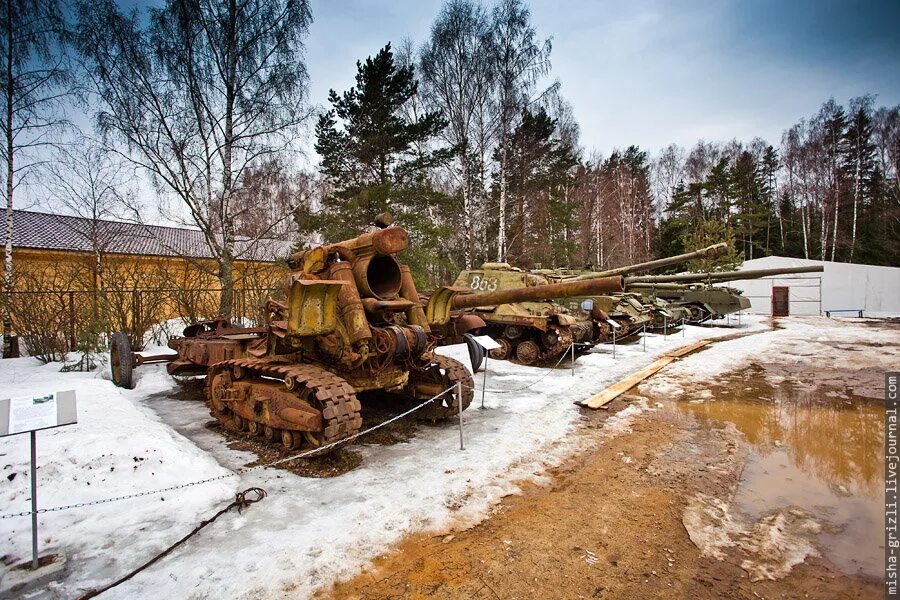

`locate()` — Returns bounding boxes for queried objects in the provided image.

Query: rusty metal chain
[468,343,575,395]
[77,487,267,600]
[0,385,457,520]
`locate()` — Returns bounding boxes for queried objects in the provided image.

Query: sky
[304,0,900,158]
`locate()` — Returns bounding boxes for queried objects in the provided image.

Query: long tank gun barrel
[451,276,625,309]
[573,242,727,280]
[426,275,625,324]
[626,265,824,285]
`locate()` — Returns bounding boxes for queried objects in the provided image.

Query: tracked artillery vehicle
[544,243,728,334]
[625,265,825,323]
[110,224,481,452]
[427,264,625,365]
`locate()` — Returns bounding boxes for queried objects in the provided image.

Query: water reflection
[671,364,884,579]
[677,366,884,498]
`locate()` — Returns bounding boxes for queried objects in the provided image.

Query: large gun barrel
[451,275,625,310]
[573,243,727,280]
[626,265,824,285]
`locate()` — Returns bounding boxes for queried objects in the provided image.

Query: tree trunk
[218,254,235,318]
[217,0,237,317]
[496,140,507,262]
[462,156,473,268]
[3,7,13,358]
[830,184,838,262]
[800,197,809,259]
[850,149,860,262]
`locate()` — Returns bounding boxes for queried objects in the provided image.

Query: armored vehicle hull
[111,225,475,453]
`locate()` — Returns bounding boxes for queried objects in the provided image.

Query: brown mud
[321,326,888,599]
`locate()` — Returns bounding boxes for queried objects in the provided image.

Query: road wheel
[489,339,511,360]
[515,340,540,365]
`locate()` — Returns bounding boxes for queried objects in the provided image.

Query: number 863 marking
[469,275,498,292]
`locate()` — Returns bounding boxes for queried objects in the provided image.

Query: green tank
[628,283,750,322]
[625,265,825,323]
[542,243,727,335]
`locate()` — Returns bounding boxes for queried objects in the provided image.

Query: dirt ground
[320,326,887,600]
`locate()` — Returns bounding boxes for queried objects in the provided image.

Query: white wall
[720,256,900,317]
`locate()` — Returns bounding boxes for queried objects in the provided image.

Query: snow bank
[683,493,822,581]
[0,316,766,598]
[642,316,900,398]
[0,359,235,595]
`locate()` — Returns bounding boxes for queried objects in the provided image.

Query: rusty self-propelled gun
[625,265,825,322]
[427,265,625,366]
[110,224,482,452]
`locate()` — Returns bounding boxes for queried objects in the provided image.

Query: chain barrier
[77,487,267,600]
[0,386,457,520]
[468,343,575,395]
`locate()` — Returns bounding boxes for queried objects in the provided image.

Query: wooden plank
[577,356,675,409]
[662,339,712,359]
[576,338,713,410]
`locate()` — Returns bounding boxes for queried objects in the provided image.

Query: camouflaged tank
[431,263,624,365]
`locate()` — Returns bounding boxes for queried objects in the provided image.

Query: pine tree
[309,44,454,283]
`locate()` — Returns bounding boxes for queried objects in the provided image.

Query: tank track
[414,353,474,421]
[205,358,362,450]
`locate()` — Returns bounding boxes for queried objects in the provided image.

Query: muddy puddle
[666,363,884,579]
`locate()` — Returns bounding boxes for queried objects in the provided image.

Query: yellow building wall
[1,248,290,339]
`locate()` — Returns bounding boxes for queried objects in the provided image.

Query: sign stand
[0,390,77,572]
[457,381,464,450]
[570,343,575,376]
[480,353,488,409]
[471,336,502,409]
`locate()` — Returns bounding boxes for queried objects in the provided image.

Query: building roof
[0,209,293,262]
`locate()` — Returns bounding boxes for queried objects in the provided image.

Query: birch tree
[420,0,493,268]
[75,0,313,315]
[488,0,551,262]
[0,0,69,357]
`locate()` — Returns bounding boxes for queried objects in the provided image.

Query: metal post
[480,355,488,409]
[642,324,646,352]
[30,431,38,570]
[612,328,616,359]
[663,315,668,340]
[738,310,742,325]
[67,291,76,352]
[457,381,464,451]
[682,318,685,337]
[570,343,575,376]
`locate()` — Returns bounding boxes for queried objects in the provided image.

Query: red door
[772,286,789,316]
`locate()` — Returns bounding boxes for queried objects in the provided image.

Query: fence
[1,287,283,359]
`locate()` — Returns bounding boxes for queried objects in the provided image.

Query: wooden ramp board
[662,339,712,359]
[577,338,712,410]
[577,356,674,409]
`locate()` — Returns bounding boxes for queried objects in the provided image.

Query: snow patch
[683,493,821,581]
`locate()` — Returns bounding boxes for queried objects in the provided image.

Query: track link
[206,358,362,448]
